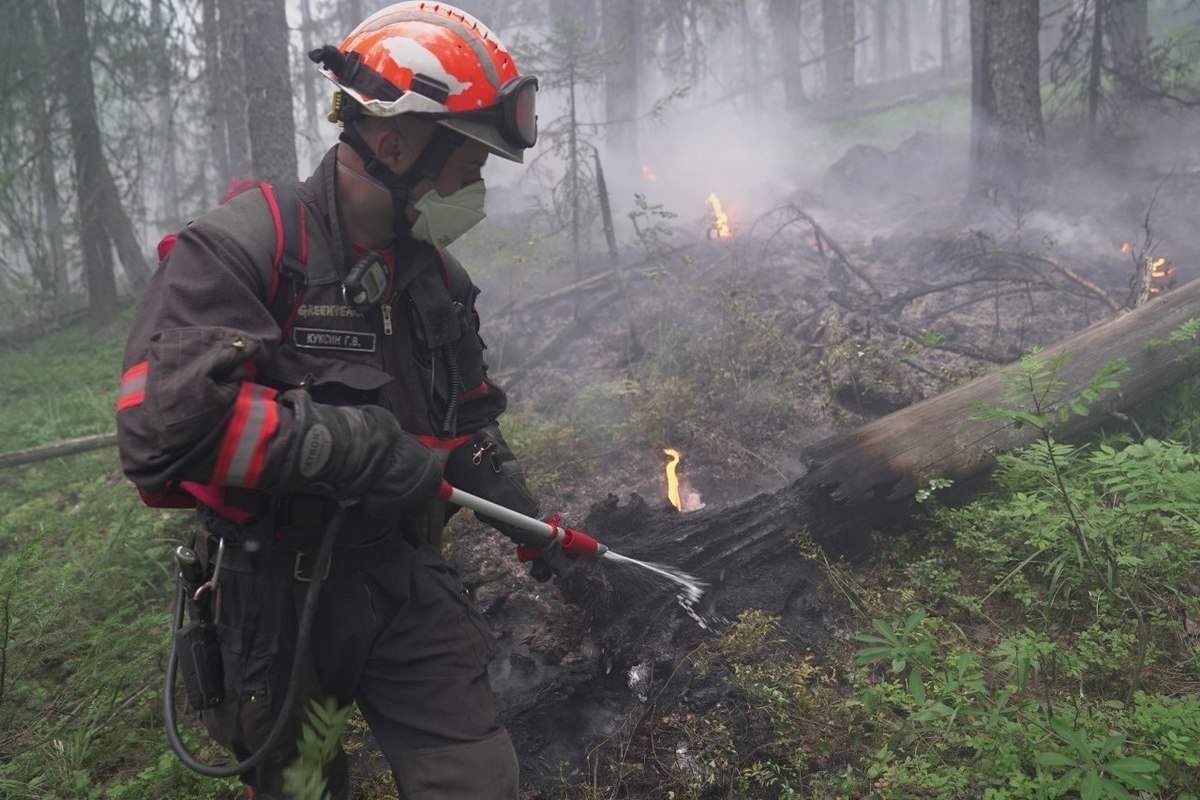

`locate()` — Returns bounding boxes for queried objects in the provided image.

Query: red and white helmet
[312,2,537,163]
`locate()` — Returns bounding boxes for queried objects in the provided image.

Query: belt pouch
[175,622,225,710]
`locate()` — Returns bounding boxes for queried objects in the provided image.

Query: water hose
[164,503,348,777]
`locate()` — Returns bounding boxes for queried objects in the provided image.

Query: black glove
[266,390,442,519]
[445,425,576,582]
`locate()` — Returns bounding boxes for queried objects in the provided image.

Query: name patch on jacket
[293,327,377,353]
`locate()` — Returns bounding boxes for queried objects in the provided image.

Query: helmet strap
[339,122,467,238]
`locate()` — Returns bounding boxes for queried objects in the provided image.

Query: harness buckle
[294,550,332,582]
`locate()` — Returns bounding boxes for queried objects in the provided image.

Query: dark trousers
[201,534,518,799]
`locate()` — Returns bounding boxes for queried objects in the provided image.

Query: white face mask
[409,180,487,247]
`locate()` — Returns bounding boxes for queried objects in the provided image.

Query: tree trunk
[843,0,858,102]
[898,0,911,76]
[242,0,298,185]
[299,0,322,168]
[201,0,229,203]
[1108,0,1149,108]
[968,0,1046,202]
[769,0,804,109]
[341,0,364,38]
[219,0,251,184]
[54,0,118,325]
[1087,0,1104,136]
[151,0,180,226]
[823,0,848,97]
[741,0,763,109]
[603,0,639,171]
[23,2,67,300]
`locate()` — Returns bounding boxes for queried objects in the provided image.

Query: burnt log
[492,278,1200,794]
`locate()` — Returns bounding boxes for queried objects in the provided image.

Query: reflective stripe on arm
[116,361,149,411]
[210,383,280,487]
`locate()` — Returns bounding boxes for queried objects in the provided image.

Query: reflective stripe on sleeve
[116,362,149,411]
[211,383,280,487]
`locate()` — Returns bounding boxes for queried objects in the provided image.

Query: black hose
[164,503,348,777]
[439,344,462,438]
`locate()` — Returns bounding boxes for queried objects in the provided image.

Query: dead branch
[495,246,695,321]
[754,206,882,301]
[1018,252,1121,311]
[501,289,622,390]
[0,432,117,470]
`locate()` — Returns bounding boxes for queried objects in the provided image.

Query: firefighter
[116,4,556,798]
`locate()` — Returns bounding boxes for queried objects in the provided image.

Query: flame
[662,448,705,511]
[641,165,659,182]
[1120,242,1133,254]
[706,192,733,239]
[663,448,682,511]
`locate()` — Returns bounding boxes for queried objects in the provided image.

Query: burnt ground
[354,131,1200,797]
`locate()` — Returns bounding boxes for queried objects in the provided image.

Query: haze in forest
[2,0,1199,326]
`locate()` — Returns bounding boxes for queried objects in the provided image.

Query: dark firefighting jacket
[116,146,519,541]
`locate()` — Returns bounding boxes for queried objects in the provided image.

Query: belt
[207,531,404,581]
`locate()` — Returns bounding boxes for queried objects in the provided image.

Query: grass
[0,317,240,799]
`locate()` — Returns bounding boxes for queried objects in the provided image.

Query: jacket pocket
[145,326,268,452]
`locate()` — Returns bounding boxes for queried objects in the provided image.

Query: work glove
[265,390,442,520]
[445,425,577,582]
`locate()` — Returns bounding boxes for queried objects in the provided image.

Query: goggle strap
[414,127,467,184]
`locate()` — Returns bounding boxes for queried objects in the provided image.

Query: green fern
[281,697,353,800]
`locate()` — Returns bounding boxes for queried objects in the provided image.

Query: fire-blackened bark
[242,0,298,184]
[969,0,1046,202]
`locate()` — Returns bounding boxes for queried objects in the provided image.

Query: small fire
[1148,256,1177,294]
[641,165,659,182]
[1120,242,1133,254]
[706,192,733,239]
[663,448,682,511]
[663,448,705,512]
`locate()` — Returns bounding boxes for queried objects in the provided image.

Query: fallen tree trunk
[803,274,1200,515]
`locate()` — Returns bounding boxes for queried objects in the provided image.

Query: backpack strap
[259,183,308,340]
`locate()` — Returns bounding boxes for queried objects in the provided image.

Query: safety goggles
[420,75,539,150]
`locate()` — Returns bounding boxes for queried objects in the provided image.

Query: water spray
[440,482,708,612]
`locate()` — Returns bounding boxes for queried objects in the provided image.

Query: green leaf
[910,702,954,722]
[907,668,926,705]
[1106,756,1159,774]
[871,618,900,644]
[1080,770,1101,800]
[855,646,895,665]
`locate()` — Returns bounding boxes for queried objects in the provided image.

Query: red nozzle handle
[557,527,600,557]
